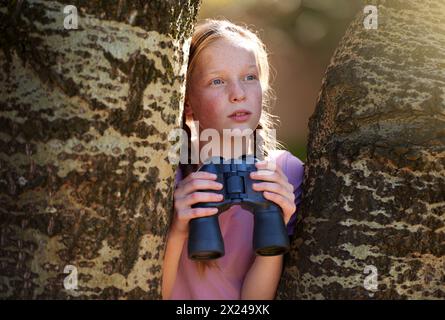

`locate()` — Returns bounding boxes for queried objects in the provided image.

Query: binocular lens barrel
[188,215,225,260]
[188,208,289,260]
[253,209,290,256]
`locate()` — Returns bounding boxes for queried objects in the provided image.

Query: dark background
[199,0,365,161]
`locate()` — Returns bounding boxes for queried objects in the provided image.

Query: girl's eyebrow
[206,64,258,76]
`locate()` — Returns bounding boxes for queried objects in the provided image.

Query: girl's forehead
[207,37,256,55]
[196,38,258,70]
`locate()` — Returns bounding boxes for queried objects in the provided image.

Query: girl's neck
[187,120,256,167]
[191,133,255,167]
[204,139,253,163]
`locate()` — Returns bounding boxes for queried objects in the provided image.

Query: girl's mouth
[228,111,251,122]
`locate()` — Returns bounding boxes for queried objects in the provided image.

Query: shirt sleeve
[282,151,305,236]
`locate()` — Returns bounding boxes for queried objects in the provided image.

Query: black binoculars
[188,155,290,260]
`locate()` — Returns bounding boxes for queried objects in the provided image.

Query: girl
[162,19,304,300]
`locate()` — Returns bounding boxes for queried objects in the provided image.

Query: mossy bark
[0,0,201,299]
[278,0,445,299]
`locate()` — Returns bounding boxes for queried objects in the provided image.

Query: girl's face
[186,37,263,135]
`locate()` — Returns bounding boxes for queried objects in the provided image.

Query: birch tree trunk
[0,0,200,299]
[278,0,445,299]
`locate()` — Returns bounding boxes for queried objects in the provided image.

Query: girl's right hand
[171,171,224,237]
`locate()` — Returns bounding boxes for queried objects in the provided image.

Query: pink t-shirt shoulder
[170,150,304,300]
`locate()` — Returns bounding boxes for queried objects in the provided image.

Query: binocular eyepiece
[189,155,290,260]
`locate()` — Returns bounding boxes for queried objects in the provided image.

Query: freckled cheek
[248,87,263,115]
[194,92,226,128]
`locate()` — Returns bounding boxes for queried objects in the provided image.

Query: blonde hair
[180,18,284,276]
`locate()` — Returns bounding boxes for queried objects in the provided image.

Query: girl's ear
[184,99,194,119]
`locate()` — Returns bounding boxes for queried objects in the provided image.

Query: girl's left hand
[250,160,296,225]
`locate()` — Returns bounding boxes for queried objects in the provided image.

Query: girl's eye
[245,74,257,81]
[211,79,223,85]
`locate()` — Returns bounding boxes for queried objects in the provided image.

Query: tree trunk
[278,0,445,299]
[0,0,200,299]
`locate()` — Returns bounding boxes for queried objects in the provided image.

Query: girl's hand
[250,160,296,225]
[172,171,224,237]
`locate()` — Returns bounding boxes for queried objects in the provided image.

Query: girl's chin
[200,123,257,135]
[225,119,256,129]
[226,124,256,134]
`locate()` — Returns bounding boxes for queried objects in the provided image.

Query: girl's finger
[252,181,288,196]
[255,160,287,180]
[262,191,296,223]
[253,180,294,195]
[176,171,217,189]
[255,158,279,169]
[253,161,276,177]
[253,161,294,193]
[175,179,223,199]
[177,207,219,221]
[181,191,224,207]
[250,170,285,185]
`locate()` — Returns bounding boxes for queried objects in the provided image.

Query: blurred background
[198,0,365,161]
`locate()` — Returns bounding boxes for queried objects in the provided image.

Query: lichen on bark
[278,0,445,300]
[0,0,201,299]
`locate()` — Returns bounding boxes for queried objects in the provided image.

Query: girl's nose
[228,81,246,103]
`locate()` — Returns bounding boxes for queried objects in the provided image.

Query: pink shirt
[170,150,305,300]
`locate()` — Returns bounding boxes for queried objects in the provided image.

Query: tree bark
[0,0,200,299]
[278,0,445,299]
